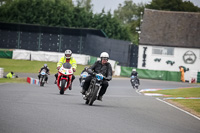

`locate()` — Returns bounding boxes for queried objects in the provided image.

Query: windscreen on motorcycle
[41,69,46,72]
[62,63,72,69]
[131,75,135,78]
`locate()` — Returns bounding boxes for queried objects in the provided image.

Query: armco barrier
[12,49,116,67]
[12,50,90,65]
[12,50,31,60]
[10,49,118,75]
[120,66,181,82]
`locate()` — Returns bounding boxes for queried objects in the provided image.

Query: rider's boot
[97,95,103,101]
[69,84,72,90]
[81,89,86,95]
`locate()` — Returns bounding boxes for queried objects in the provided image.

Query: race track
[0,74,200,133]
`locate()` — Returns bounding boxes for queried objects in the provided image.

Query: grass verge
[0,58,89,75]
[0,58,89,84]
[0,78,27,83]
[147,87,200,117]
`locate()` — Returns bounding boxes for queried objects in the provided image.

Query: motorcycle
[83,73,104,106]
[130,75,139,89]
[57,63,73,94]
[39,70,48,86]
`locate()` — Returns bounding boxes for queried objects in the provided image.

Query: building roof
[140,9,200,48]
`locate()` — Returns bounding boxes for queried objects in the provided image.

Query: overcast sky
[90,0,200,14]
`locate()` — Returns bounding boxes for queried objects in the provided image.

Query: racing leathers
[82,60,112,98]
[131,71,140,85]
[38,67,50,82]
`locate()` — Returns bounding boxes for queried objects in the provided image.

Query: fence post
[79,36,83,54]
[59,34,62,52]
[38,33,41,51]
[17,31,20,49]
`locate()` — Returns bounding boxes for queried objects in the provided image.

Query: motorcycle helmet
[100,52,109,60]
[44,64,47,68]
[132,69,136,72]
[65,49,72,59]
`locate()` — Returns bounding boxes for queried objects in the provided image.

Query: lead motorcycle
[39,69,48,87]
[57,63,73,94]
[83,73,104,106]
[130,75,139,89]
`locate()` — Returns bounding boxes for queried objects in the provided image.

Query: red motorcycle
[57,63,73,94]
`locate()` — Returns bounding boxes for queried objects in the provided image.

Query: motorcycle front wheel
[60,79,66,95]
[89,86,99,106]
[131,82,135,89]
[85,86,92,104]
[40,77,44,86]
[85,100,89,104]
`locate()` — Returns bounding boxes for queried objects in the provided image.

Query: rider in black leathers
[81,52,112,101]
[131,69,140,85]
[38,64,50,83]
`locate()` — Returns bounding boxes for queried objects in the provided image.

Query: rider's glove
[57,66,60,70]
[72,68,76,72]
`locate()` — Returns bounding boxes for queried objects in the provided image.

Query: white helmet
[65,49,72,59]
[132,69,136,72]
[100,52,109,59]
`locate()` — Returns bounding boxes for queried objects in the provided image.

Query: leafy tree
[114,0,145,44]
[0,0,13,5]
[0,0,132,41]
[114,1,140,24]
[91,11,131,40]
[76,0,93,12]
[182,1,200,12]
[0,0,75,26]
[146,0,200,12]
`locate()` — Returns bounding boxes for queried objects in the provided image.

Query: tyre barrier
[27,77,40,85]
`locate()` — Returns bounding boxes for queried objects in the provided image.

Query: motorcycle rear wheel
[60,79,66,95]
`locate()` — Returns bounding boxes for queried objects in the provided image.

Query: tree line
[0,0,199,44]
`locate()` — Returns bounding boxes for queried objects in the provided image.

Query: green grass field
[155,87,200,97]
[0,58,89,75]
[0,58,89,83]
[0,78,27,83]
[147,87,200,116]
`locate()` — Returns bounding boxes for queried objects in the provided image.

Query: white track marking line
[156,98,200,121]
[136,89,142,95]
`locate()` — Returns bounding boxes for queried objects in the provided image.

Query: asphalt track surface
[0,73,200,133]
